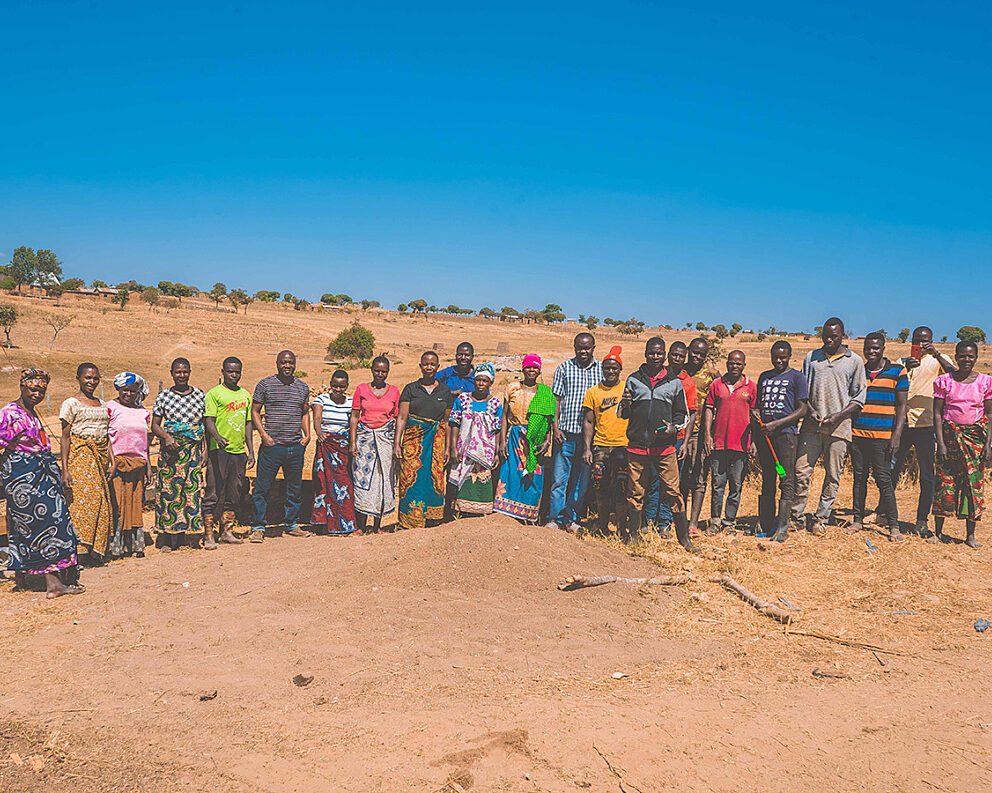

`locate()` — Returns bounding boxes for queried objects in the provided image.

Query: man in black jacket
[619,337,700,553]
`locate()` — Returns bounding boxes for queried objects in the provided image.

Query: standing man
[548,333,602,531]
[619,337,698,552]
[753,340,808,542]
[792,318,867,535]
[250,350,311,542]
[581,346,629,534]
[849,333,909,541]
[886,326,955,537]
[203,357,254,548]
[702,350,757,532]
[683,337,721,535]
[437,342,477,397]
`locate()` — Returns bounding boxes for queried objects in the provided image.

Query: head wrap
[522,354,542,372]
[603,346,623,366]
[20,368,50,387]
[113,372,149,402]
[475,363,496,383]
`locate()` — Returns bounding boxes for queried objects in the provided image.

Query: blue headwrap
[475,363,495,383]
[113,372,149,403]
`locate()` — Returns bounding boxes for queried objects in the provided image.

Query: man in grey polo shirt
[791,317,867,535]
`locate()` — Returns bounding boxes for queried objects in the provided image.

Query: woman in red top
[349,356,400,532]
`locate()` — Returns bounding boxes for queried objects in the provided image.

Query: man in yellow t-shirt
[582,346,629,533]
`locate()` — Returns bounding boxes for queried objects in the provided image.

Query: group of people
[1,319,988,598]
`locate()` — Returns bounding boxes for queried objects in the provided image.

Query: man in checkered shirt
[547,333,602,531]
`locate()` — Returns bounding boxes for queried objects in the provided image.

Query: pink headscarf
[522,354,542,371]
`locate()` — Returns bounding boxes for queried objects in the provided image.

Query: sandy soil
[1,293,990,791]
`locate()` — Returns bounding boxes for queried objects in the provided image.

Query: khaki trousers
[791,430,850,524]
[627,453,684,514]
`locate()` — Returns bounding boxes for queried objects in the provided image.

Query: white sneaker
[567,522,583,533]
[543,521,560,529]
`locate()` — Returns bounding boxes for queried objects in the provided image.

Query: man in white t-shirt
[883,326,956,536]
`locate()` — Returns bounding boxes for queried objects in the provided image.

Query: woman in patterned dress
[151,357,206,551]
[2,369,84,597]
[59,362,113,563]
[447,364,504,515]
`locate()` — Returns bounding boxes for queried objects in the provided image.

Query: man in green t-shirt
[203,356,255,548]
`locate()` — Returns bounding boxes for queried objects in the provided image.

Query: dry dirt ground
[1,294,990,792]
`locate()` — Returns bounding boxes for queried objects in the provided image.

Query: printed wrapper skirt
[67,435,114,558]
[312,434,358,534]
[156,436,203,535]
[494,424,543,522]
[352,420,397,518]
[398,415,446,529]
[934,418,987,521]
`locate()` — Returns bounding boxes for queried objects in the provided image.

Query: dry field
[1,293,990,792]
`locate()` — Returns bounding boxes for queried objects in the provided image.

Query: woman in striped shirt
[311,370,357,535]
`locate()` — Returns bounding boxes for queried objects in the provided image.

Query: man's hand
[748,441,757,458]
[676,443,688,461]
[582,448,593,467]
[260,432,277,447]
[215,435,229,449]
[887,433,902,456]
[537,439,551,458]
[246,451,256,469]
[937,441,948,461]
[905,356,921,370]
[701,436,713,459]
[619,386,632,413]
[750,408,763,427]
[921,340,939,357]
[300,434,310,448]
[553,425,564,446]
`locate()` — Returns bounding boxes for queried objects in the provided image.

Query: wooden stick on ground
[787,628,909,656]
[558,574,692,591]
[709,573,794,624]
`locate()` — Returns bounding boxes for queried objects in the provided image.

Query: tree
[45,313,74,349]
[255,290,279,302]
[684,322,692,329]
[4,247,36,293]
[228,289,247,313]
[695,322,707,331]
[941,336,948,343]
[957,326,986,344]
[240,293,254,314]
[34,250,63,286]
[478,306,495,318]
[713,324,729,339]
[500,306,518,318]
[283,293,295,305]
[541,303,566,324]
[615,318,646,336]
[141,286,160,310]
[408,299,428,314]
[397,303,408,313]
[47,282,67,305]
[0,304,17,347]
[111,288,130,310]
[898,328,910,343]
[585,315,599,330]
[62,277,84,291]
[731,323,743,337]
[427,304,437,314]
[209,282,227,308]
[327,322,375,362]
[92,279,108,289]
[293,297,309,311]
[361,299,380,311]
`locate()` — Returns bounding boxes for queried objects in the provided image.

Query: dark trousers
[890,427,936,525]
[203,448,247,519]
[252,443,304,530]
[710,450,747,524]
[756,432,798,533]
[851,437,898,530]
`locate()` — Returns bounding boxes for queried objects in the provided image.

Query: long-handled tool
[755,416,786,479]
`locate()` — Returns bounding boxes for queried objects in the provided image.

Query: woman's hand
[145,465,153,486]
[108,460,118,478]
[393,443,403,463]
[61,470,73,490]
[315,430,328,446]
[937,442,948,461]
[349,441,358,458]
[163,434,179,454]
[537,439,551,458]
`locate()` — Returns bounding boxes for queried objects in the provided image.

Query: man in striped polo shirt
[250,350,312,542]
[848,332,908,541]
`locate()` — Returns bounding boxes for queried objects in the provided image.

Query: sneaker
[285,526,312,538]
[566,521,583,534]
[249,529,264,543]
[543,521,560,529]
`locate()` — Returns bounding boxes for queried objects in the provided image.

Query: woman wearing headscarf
[448,363,503,515]
[60,362,113,562]
[933,340,992,548]
[350,355,400,532]
[494,354,554,523]
[151,357,206,551]
[394,351,453,529]
[1,369,83,597]
[108,373,151,557]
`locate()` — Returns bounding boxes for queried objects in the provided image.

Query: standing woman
[448,363,503,515]
[2,369,83,597]
[312,370,357,535]
[494,355,554,522]
[394,351,453,529]
[350,356,400,532]
[108,373,151,558]
[60,362,113,562]
[932,340,992,548]
[151,357,206,551]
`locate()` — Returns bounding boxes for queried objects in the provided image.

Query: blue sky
[3,1,989,338]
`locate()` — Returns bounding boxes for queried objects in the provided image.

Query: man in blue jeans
[548,333,602,531]
[250,350,311,542]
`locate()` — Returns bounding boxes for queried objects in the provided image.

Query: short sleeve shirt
[251,376,309,444]
[705,375,757,452]
[852,360,910,439]
[756,368,809,435]
[352,383,400,429]
[581,383,628,447]
[312,393,353,435]
[60,396,109,440]
[205,385,252,453]
[399,380,453,422]
[933,372,992,425]
[152,387,206,426]
[107,401,150,458]
[437,366,477,396]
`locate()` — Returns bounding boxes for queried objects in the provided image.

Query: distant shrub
[327,322,375,361]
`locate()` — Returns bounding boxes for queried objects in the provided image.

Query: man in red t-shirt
[702,350,757,532]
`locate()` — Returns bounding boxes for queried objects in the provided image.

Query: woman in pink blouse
[932,340,992,548]
[108,373,152,558]
[349,355,400,532]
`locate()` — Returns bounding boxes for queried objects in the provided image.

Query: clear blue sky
[3,1,990,338]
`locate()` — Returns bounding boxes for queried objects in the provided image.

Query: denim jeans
[710,450,747,525]
[647,436,684,528]
[549,432,591,525]
[890,426,936,525]
[851,436,898,530]
[252,442,305,530]
[756,432,798,534]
